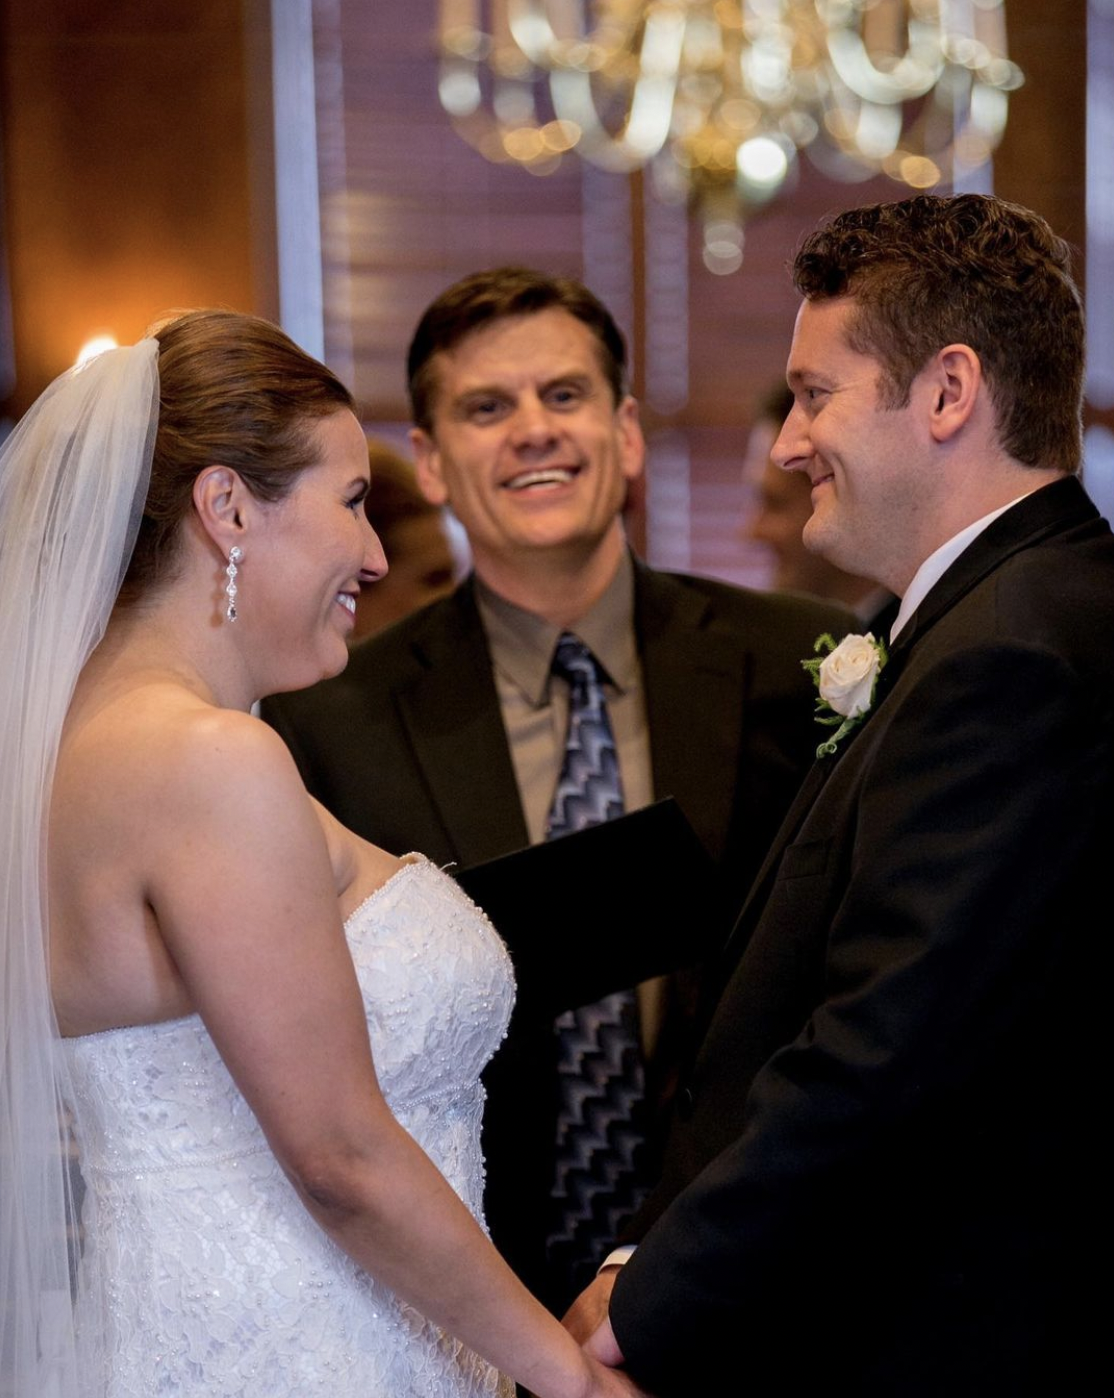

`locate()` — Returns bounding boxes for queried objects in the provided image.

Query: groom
[567,194,1111,1394]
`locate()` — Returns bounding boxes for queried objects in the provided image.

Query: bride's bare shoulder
[58,679,307,822]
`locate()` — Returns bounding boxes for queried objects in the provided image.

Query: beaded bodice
[60,858,515,1397]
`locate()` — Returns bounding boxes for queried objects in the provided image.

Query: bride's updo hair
[119,308,354,603]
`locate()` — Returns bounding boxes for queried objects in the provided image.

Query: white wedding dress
[59,858,516,1397]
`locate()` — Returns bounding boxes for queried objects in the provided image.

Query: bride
[0,310,642,1398]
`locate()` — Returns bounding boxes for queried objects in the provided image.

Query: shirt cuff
[599,1244,636,1271]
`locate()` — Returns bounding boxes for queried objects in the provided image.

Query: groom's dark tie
[544,632,648,1299]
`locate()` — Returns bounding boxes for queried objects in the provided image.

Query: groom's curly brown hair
[792,194,1084,476]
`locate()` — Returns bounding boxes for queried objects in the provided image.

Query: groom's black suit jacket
[263,559,849,1305]
[611,478,1111,1395]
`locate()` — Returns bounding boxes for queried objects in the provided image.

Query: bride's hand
[584,1353,653,1397]
[526,1355,651,1398]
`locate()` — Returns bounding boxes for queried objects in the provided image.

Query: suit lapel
[635,563,747,865]
[888,476,1099,666]
[719,754,834,966]
[393,581,529,867]
[721,476,1100,968]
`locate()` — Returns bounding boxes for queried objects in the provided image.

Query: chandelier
[437,1,1023,271]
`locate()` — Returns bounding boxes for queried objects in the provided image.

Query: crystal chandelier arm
[824,6,946,105]
[439,0,555,164]
[507,0,560,65]
[549,5,687,171]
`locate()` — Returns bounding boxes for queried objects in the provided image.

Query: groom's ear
[926,344,982,444]
[191,465,252,554]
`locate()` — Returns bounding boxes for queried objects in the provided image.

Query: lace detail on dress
[60,859,515,1397]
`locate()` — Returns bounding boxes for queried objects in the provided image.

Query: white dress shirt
[890,492,1036,642]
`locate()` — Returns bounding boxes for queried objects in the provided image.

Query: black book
[456,798,719,1014]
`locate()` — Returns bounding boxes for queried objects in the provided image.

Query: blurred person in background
[352,439,468,641]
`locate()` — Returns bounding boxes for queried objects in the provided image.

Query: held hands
[562,1266,620,1346]
[563,1269,653,1396]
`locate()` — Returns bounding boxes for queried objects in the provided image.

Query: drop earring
[225,546,242,622]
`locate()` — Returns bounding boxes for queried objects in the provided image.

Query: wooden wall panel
[0,0,257,417]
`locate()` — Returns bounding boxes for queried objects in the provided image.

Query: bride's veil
[0,341,159,1397]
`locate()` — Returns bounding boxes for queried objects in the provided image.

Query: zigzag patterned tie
[544,632,649,1302]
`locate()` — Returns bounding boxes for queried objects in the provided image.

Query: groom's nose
[772,403,811,475]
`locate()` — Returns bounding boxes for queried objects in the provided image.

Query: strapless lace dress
[59,858,516,1397]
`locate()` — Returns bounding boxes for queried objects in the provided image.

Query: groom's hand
[583,1315,625,1369]
[562,1265,620,1346]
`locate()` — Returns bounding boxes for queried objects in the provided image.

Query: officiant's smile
[409,307,644,582]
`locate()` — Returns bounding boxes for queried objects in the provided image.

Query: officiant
[263,266,850,1310]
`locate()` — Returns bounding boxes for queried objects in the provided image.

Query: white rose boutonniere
[802,631,888,758]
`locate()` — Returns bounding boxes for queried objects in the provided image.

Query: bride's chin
[322,654,351,682]
[266,646,350,699]
[311,641,353,686]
